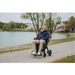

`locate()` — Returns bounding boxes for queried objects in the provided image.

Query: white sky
[0,13,75,23]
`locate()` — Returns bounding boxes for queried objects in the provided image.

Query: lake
[0,31,67,48]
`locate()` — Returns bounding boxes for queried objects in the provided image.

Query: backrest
[45,35,51,45]
[45,39,49,45]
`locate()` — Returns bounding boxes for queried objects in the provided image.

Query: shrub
[2,25,7,31]
[64,28,69,33]
[25,28,35,32]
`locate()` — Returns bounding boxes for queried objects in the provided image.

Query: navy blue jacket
[36,30,49,41]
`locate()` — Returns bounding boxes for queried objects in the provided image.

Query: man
[31,26,49,55]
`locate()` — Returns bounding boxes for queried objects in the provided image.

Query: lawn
[52,55,75,63]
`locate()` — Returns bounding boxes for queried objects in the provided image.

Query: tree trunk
[49,13,52,35]
[52,23,57,33]
[31,17,37,35]
[37,13,40,33]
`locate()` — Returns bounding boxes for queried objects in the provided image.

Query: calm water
[0,31,67,48]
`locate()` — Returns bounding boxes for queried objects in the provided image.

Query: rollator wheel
[48,50,52,56]
[31,51,33,52]
[34,54,36,56]
[40,53,42,56]
[43,52,46,57]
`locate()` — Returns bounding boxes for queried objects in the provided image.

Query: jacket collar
[40,30,47,34]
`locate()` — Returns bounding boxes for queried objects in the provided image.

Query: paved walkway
[0,41,75,63]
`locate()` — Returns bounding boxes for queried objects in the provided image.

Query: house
[57,24,75,31]
[56,22,65,29]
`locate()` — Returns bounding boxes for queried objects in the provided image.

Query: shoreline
[0,30,35,32]
[0,33,75,53]
[0,32,67,49]
[0,43,32,50]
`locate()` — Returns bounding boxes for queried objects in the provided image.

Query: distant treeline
[63,16,75,24]
[0,21,27,31]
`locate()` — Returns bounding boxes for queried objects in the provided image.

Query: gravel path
[0,41,75,63]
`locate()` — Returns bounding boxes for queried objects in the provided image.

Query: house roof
[58,24,72,28]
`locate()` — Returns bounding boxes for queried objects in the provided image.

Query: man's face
[41,26,46,31]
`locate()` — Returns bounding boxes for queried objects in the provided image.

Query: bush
[64,28,69,33]
[25,28,35,32]
[2,25,7,31]
[0,21,27,31]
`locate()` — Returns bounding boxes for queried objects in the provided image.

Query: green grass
[48,37,75,46]
[0,44,32,53]
[53,55,75,63]
[0,33,75,54]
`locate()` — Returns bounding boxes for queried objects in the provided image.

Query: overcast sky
[0,13,75,23]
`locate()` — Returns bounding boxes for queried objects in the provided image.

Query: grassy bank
[48,36,75,45]
[52,55,75,63]
[0,33,75,54]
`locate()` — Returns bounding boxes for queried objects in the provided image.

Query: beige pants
[32,40,45,52]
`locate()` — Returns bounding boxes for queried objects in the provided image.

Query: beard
[41,30,44,31]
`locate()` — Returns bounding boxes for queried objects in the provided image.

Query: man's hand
[34,37,36,39]
[39,39,43,42]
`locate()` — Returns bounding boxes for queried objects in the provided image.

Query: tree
[0,21,5,29]
[63,16,75,25]
[21,25,24,29]
[68,16,75,24]
[44,19,54,31]
[56,16,61,24]
[0,21,27,31]
[21,13,61,36]
[2,25,7,31]
[63,21,69,24]
[21,13,46,35]
[56,21,61,24]
[45,13,61,35]
[8,25,12,31]
[9,21,16,30]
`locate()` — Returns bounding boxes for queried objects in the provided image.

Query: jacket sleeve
[36,33,39,39]
[42,32,49,40]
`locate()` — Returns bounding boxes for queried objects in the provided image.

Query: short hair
[42,25,46,29]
